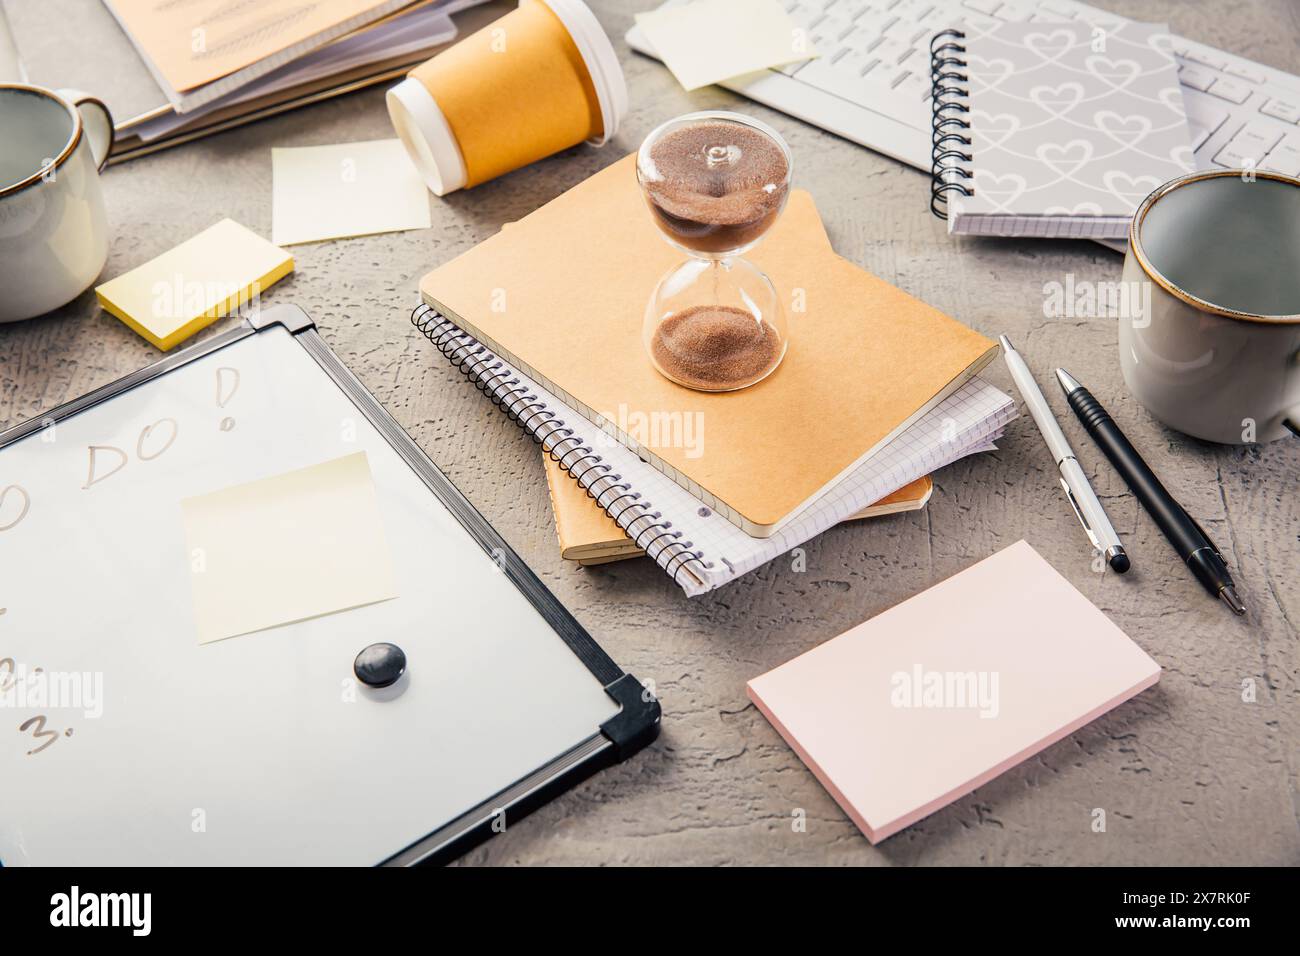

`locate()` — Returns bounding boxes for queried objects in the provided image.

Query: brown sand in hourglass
[650,305,783,390]
[642,120,789,255]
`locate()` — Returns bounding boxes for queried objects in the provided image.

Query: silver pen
[999,335,1129,573]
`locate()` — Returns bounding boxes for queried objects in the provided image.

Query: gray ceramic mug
[0,83,114,323]
[1119,169,1300,445]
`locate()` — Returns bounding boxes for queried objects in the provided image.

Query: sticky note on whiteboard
[181,452,398,644]
[96,218,293,352]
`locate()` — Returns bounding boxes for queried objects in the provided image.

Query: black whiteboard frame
[0,303,660,867]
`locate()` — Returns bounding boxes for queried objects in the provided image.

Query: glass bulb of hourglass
[637,111,793,392]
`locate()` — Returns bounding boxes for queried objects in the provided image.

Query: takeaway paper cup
[387,0,627,195]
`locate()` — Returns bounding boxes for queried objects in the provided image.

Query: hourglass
[637,111,792,392]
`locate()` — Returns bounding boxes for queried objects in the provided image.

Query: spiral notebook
[412,304,1014,596]
[545,452,934,566]
[419,156,999,538]
[930,21,1195,237]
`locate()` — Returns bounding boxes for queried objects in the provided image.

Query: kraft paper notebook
[930,21,1194,237]
[420,154,998,537]
[544,452,933,565]
[747,541,1161,843]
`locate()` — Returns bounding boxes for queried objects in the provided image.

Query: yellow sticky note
[181,452,399,645]
[96,218,293,352]
[635,0,818,91]
[271,139,432,246]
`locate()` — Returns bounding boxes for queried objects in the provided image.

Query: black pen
[1055,368,1246,616]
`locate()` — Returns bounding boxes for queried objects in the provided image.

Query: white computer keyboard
[626,0,1300,178]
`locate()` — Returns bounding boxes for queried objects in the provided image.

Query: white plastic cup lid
[387,77,468,197]
[539,0,628,146]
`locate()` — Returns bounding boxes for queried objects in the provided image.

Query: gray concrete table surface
[1,0,1296,866]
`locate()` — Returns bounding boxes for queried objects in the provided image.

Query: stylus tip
[1219,584,1246,616]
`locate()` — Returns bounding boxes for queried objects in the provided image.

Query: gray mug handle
[57,88,114,171]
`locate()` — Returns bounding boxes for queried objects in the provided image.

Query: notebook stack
[548,455,934,567]
[6,0,503,162]
[414,155,1018,596]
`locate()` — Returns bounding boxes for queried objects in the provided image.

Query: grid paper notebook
[413,306,1016,596]
[931,21,1195,237]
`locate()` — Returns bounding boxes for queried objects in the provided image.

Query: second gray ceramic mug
[1119,169,1300,444]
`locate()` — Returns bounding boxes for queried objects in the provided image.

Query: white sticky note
[635,0,817,91]
[271,139,431,245]
[181,452,398,644]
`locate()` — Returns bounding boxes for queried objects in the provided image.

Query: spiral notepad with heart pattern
[931,21,1195,238]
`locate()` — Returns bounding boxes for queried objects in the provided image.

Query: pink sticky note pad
[747,540,1160,843]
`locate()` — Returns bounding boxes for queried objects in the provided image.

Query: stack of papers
[5,0,495,162]
[106,0,428,113]
[127,8,461,142]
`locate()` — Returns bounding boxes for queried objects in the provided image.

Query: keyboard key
[1213,122,1285,167]
[832,46,881,77]
[961,12,1001,31]
[897,70,930,100]
[995,2,1035,20]
[787,3,824,28]
[1038,0,1079,15]
[1184,96,1231,134]
[855,8,896,35]
[812,13,857,46]
[1238,120,1285,152]
[1211,145,1249,169]
[1074,8,1123,30]
[866,35,912,66]
[1178,63,1218,92]
[1224,62,1266,84]
[826,0,868,17]
[1260,134,1300,177]
[962,0,1003,15]
[891,0,934,18]
[1261,97,1300,124]
[1207,77,1252,104]
[1183,47,1226,71]
[841,23,884,48]
[1183,96,1230,150]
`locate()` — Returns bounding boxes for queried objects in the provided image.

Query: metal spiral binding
[930,29,973,220]
[411,304,712,587]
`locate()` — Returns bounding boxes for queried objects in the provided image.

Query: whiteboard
[0,308,627,865]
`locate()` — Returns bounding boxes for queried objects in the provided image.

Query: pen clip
[1060,477,1101,551]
